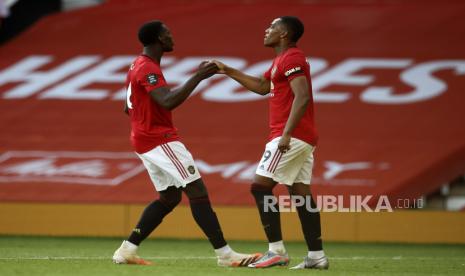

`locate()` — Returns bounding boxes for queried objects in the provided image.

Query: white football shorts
[256,136,315,185]
[136,141,201,191]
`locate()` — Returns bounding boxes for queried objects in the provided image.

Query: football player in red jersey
[213,16,329,270]
[113,20,261,267]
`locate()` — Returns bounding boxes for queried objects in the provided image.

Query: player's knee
[184,178,209,199]
[289,183,311,197]
[188,195,210,205]
[251,183,273,196]
[159,187,182,210]
[286,185,295,195]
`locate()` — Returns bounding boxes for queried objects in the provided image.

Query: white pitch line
[0,256,216,260]
[0,256,464,261]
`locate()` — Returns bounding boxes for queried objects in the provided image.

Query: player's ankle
[269,240,286,255]
[122,240,138,252]
[214,244,233,258]
[308,250,325,259]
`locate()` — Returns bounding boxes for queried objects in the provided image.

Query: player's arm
[149,62,218,110]
[212,60,270,95]
[278,76,310,152]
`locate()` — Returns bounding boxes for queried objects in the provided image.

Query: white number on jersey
[126,82,133,109]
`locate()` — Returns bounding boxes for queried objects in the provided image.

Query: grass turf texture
[0,236,464,275]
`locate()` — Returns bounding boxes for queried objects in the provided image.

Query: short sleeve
[281,53,307,82]
[137,62,168,93]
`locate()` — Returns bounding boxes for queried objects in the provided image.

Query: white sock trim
[214,244,232,257]
[308,250,325,259]
[123,240,138,251]
[269,240,286,254]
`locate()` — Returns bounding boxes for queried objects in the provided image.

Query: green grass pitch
[1,236,464,275]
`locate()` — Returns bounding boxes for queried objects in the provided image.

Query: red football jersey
[125,55,179,153]
[264,47,318,146]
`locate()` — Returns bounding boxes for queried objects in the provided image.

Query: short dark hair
[138,20,164,46]
[279,16,304,42]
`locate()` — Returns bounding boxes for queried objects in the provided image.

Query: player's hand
[196,61,219,80]
[210,60,227,74]
[278,134,291,153]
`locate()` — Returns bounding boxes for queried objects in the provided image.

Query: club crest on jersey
[284,67,302,77]
[188,165,196,175]
[146,73,158,85]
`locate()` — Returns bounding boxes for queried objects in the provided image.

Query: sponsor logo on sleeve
[146,73,158,85]
[284,66,303,77]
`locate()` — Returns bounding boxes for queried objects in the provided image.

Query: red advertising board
[1,0,464,206]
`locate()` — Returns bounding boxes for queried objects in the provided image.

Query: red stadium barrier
[1,0,464,206]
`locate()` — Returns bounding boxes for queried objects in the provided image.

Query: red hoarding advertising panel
[0,0,464,207]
